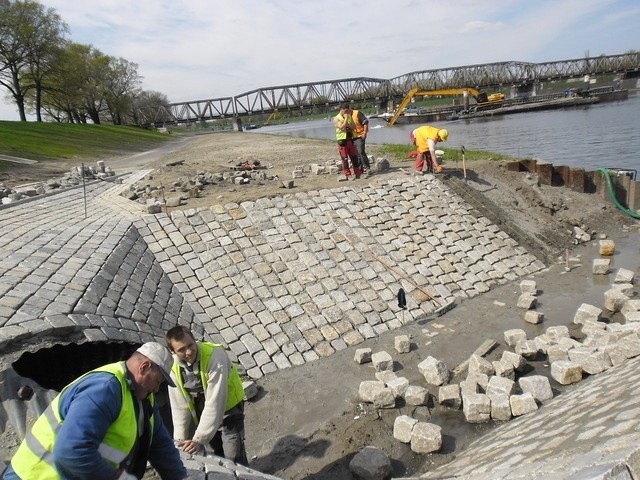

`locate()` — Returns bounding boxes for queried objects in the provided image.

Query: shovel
[461,145,467,184]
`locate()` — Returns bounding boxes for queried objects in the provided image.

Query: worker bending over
[410,125,448,174]
[166,326,247,465]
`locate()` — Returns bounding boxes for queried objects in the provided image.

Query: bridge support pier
[511,83,539,98]
[231,117,243,132]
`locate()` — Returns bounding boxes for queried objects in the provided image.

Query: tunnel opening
[11,341,173,431]
[13,341,139,391]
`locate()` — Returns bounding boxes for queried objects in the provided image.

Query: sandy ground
[1,132,638,479]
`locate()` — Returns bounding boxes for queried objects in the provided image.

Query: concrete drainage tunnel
[1,341,173,437]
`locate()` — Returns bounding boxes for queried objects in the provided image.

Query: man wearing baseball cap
[5,342,189,480]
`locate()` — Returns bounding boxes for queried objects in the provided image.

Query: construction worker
[410,125,448,174]
[333,103,362,179]
[351,108,371,173]
[4,342,189,480]
[165,326,247,465]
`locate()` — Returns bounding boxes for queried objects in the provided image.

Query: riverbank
[0,132,637,479]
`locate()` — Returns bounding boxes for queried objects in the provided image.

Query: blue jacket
[4,372,186,480]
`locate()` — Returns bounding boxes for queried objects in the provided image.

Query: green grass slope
[0,121,172,162]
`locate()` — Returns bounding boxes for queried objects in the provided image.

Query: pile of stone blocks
[1,161,116,205]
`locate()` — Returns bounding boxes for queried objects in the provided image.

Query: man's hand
[177,440,204,455]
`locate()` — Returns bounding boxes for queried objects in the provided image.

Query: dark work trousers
[337,139,361,177]
[205,401,248,466]
[353,137,370,170]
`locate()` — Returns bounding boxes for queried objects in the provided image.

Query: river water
[255,92,640,172]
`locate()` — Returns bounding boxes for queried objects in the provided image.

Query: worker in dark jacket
[4,342,189,480]
[351,108,371,173]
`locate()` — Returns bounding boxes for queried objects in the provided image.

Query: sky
[1,0,638,121]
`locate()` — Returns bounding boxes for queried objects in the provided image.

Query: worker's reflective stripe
[20,405,61,465]
[98,442,127,464]
[24,432,54,466]
[43,406,61,431]
[172,342,244,426]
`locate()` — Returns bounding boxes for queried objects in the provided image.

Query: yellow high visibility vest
[11,362,154,480]
[171,342,244,424]
[334,113,358,141]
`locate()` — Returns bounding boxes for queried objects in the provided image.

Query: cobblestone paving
[420,355,640,479]
[0,174,543,378]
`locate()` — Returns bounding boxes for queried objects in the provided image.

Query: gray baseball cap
[136,342,176,387]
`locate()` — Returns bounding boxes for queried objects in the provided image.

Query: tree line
[0,0,169,124]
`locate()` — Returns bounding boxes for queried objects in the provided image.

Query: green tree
[102,56,141,125]
[0,0,67,121]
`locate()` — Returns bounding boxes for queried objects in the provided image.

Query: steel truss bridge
[138,52,639,126]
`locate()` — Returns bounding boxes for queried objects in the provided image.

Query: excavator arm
[386,87,503,126]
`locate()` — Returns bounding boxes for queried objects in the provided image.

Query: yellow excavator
[386,87,505,126]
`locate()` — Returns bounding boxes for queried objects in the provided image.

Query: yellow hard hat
[438,129,448,141]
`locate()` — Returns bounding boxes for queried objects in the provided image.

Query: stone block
[550,360,583,385]
[501,351,527,372]
[242,380,259,401]
[486,376,515,397]
[504,329,527,347]
[393,415,418,443]
[489,393,512,421]
[520,279,538,294]
[468,354,495,376]
[573,303,603,324]
[547,345,570,363]
[533,334,553,355]
[438,384,461,409]
[404,385,430,406]
[349,446,391,480]
[613,283,635,295]
[524,310,544,324]
[492,360,515,379]
[599,239,615,256]
[619,334,640,358]
[465,373,489,392]
[515,340,540,360]
[593,258,611,275]
[517,293,537,309]
[459,378,479,397]
[604,288,630,312]
[394,335,411,354]
[373,388,396,409]
[624,311,640,323]
[386,377,409,398]
[359,380,385,403]
[462,393,491,423]
[601,344,627,366]
[518,375,553,403]
[371,351,394,372]
[568,347,612,375]
[375,371,397,384]
[622,300,640,314]
[510,392,538,416]
[614,268,635,284]
[546,325,570,340]
[410,422,442,454]
[418,356,450,386]
[354,348,372,364]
